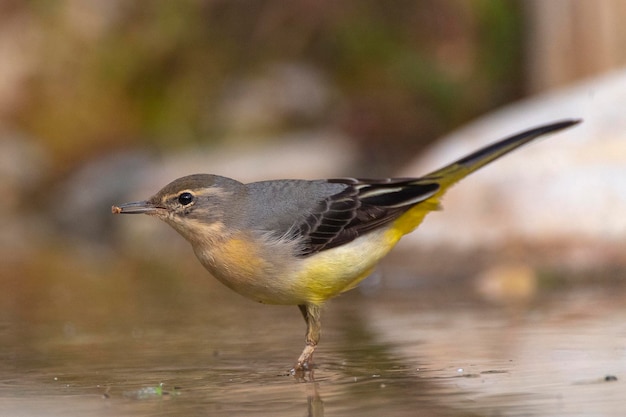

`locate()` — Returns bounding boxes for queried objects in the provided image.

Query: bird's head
[113,174,245,243]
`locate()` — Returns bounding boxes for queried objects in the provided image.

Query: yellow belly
[294,228,400,304]
[293,202,438,304]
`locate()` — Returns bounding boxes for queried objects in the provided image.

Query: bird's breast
[192,232,309,305]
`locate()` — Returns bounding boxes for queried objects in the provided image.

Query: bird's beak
[112,200,158,215]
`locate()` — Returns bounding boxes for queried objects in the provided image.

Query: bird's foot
[290,345,316,378]
[290,362,315,381]
[290,359,314,374]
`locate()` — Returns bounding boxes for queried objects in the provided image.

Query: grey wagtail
[112,119,580,372]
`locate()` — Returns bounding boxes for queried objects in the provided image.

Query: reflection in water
[1,261,625,416]
[306,382,324,417]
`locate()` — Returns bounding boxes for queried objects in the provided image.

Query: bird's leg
[292,303,321,373]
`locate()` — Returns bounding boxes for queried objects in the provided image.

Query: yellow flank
[293,192,449,305]
[297,259,375,305]
[388,197,442,237]
[296,228,399,304]
[387,159,480,239]
[297,193,449,304]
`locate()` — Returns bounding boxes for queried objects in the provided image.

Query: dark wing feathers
[295,178,439,256]
[298,186,359,250]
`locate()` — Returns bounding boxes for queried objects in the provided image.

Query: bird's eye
[178,192,194,206]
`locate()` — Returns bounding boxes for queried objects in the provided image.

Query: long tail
[390,119,581,236]
[422,119,582,193]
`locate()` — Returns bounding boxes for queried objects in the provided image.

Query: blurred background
[2,2,626,411]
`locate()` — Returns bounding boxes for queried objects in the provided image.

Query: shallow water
[1,264,624,416]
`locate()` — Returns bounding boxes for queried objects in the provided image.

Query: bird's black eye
[178,192,194,206]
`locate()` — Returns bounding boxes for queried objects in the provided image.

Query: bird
[112,119,580,373]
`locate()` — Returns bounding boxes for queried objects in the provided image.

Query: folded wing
[295,178,439,256]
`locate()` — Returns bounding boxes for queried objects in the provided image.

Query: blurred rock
[0,132,51,258]
[400,69,626,267]
[50,150,154,244]
[0,132,49,208]
[474,263,538,305]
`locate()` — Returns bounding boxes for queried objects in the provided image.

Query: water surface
[1,261,624,416]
